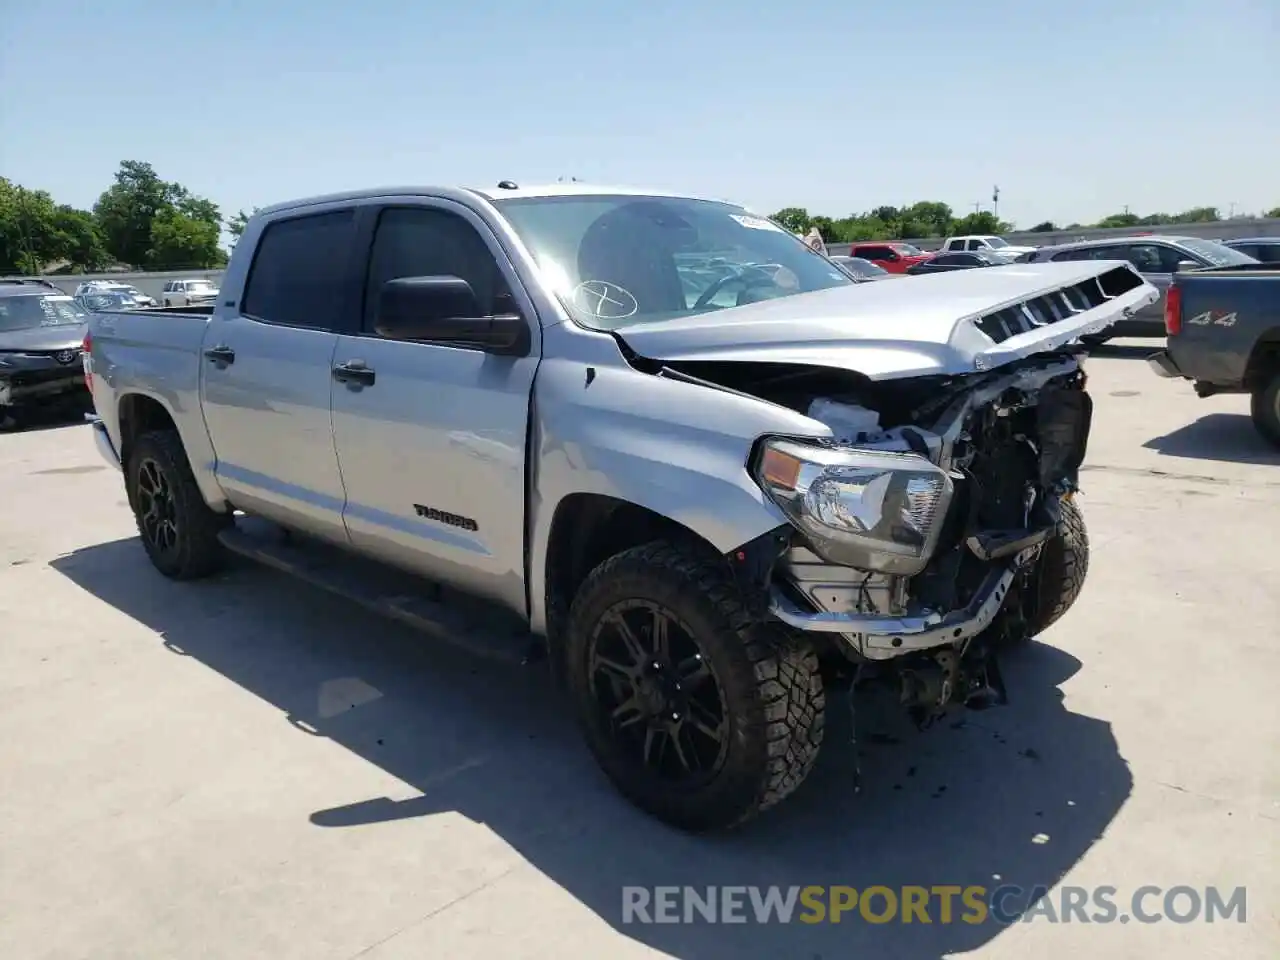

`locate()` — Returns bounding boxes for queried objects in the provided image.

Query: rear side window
[856,246,889,259]
[242,209,356,330]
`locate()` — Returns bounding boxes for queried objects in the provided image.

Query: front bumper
[771,546,1040,661]
[87,414,122,469]
[0,370,86,407]
[1147,349,1183,379]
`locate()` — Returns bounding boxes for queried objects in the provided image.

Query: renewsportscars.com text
[621,884,1247,926]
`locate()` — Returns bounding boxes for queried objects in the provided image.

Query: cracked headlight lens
[754,438,954,575]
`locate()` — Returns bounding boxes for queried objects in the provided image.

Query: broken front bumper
[770,544,1043,661]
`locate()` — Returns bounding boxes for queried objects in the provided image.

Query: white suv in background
[162,278,220,307]
[940,235,1037,259]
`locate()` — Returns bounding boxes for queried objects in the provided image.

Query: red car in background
[847,241,932,274]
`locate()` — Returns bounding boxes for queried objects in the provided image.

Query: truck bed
[1154,264,1280,391]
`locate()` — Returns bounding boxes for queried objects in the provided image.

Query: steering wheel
[693,265,778,310]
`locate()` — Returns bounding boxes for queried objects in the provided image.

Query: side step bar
[217,518,537,667]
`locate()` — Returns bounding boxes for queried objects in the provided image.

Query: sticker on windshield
[730,214,782,232]
[571,281,638,320]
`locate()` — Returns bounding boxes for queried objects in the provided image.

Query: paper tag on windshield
[730,214,782,231]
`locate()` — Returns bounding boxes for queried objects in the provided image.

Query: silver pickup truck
[84,183,1157,831]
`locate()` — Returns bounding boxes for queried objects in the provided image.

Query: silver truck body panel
[613,261,1158,379]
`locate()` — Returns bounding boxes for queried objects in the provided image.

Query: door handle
[332,360,375,387]
[203,345,235,365]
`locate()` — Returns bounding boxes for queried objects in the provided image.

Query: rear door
[329,199,540,615]
[199,206,360,542]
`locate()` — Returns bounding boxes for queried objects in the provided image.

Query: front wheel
[124,429,229,579]
[566,541,825,832]
[1024,498,1090,638]
[1250,372,1280,449]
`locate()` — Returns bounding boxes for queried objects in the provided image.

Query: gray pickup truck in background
[1149,263,1280,447]
[84,184,1157,830]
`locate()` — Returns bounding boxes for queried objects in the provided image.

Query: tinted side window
[1050,248,1085,261]
[1122,243,1181,273]
[932,254,960,265]
[242,209,357,330]
[362,206,512,331]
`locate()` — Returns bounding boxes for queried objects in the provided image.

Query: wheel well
[117,393,177,467]
[1244,329,1280,390]
[543,494,720,640]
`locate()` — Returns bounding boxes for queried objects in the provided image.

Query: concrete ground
[1,340,1277,959]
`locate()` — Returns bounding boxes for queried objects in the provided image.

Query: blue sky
[2,0,1276,230]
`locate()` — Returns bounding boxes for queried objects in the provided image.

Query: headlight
[753,438,955,575]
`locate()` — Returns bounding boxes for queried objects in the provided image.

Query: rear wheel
[125,429,229,579]
[1024,498,1090,638]
[1250,372,1280,449]
[566,541,825,831]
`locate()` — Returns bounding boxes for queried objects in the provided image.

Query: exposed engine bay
[659,352,1094,724]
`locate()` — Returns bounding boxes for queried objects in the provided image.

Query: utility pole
[992,185,1000,220]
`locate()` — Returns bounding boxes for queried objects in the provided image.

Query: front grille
[974,265,1144,344]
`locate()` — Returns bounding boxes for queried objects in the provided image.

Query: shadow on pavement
[1086,342,1159,360]
[51,538,1132,959]
[1144,412,1280,466]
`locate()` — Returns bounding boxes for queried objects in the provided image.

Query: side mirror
[1174,260,1199,272]
[375,276,530,356]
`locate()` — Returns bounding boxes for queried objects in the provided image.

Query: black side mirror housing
[374,276,530,356]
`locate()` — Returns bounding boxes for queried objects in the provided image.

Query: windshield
[1179,238,1258,267]
[984,237,1009,248]
[492,195,854,330]
[838,257,889,278]
[0,294,88,331]
[892,243,924,256]
[81,293,137,311]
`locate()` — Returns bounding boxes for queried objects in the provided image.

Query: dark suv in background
[1019,236,1258,339]
[1222,237,1280,263]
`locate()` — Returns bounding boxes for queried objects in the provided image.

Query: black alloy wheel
[135,457,179,556]
[586,599,730,784]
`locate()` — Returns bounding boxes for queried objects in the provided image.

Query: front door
[330,200,540,615]
[200,206,361,542]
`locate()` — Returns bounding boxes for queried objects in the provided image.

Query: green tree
[950,211,1011,235]
[769,207,811,233]
[0,178,109,273]
[147,208,228,270]
[51,206,110,271]
[226,207,262,244]
[1173,206,1219,223]
[1095,212,1140,229]
[1030,221,1059,232]
[1266,206,1280,219]
[93,160,226,269]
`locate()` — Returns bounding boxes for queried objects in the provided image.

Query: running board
[217,518,537,667]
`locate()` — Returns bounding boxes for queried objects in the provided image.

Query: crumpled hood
[0,323,86,352]
[616,260,1158,380]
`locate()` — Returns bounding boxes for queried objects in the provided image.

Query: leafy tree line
[1,161,233,275]
[771,202,1280,244]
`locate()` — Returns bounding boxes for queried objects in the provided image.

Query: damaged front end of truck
[619,262,1156,727]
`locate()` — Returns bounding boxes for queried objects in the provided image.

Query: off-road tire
[1250,372,1280,449]
[125,429,228,580]
[566,541,825,832]
[1025,498,1089,638]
